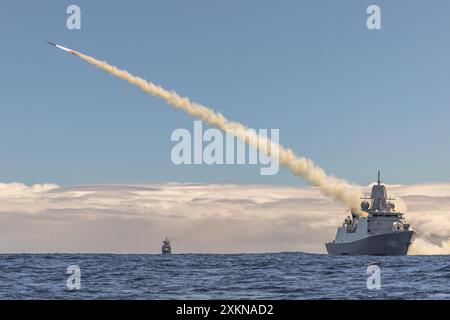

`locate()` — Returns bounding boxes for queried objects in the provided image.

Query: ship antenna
[377,171,381,186]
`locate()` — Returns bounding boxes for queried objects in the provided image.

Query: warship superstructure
[162,237,172,254]
[326,172,415,255]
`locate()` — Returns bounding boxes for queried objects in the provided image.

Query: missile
[46,41,79,55]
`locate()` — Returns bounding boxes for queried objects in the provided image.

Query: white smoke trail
[409,238,450,255]
[72,51,363,213]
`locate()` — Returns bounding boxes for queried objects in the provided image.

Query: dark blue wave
[0,253,448,299]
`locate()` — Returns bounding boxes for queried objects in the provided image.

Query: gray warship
[326,172,415,255]
[162,237,172,254]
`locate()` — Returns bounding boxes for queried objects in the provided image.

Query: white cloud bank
[0,182,449,254]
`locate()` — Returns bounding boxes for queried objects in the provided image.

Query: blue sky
[1,1,450,186]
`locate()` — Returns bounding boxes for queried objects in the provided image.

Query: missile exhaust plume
[49,42,364,214]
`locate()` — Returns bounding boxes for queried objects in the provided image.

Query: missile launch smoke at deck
[50,43,363,214]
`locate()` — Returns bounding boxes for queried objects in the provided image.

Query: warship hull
[161,246,172,254]
[326,230,415,256]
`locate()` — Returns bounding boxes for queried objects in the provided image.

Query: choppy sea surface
[0,253,448,299]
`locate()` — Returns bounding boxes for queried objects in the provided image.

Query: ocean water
[0,252,448,299]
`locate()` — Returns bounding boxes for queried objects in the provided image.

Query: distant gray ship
[326,172,415,255]
[162,237,172,254]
